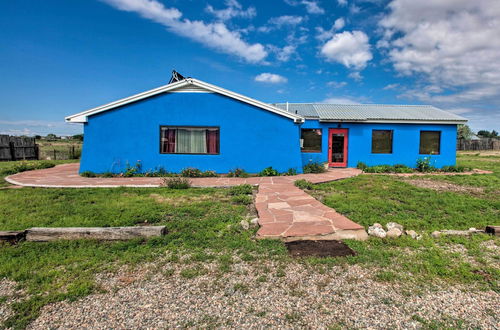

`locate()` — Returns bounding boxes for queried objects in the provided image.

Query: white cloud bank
[254,73,288,83]
[102,0,267,63]
[320,31,372,70]
[284,0,324,14]
[379,0,500,105]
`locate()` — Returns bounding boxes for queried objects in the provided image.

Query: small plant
[282,168,298,176]
[227,168,249,178]
[259,166,279,176]
[393,164,413,173]
[123,161,142,177]
[228,184,253,195]
[202,170,218,177]
[303,162,326,174]
[356,161,368,171]
[294,179,313,190]
[80,171,97,177]
[162,177,191,189]
[101,172,115,178]
[416,157,436,172]
[231,195,253,205]
[441,165,468,172]
[180,167,203,177]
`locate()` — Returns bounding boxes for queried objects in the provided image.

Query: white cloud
[0,120,81,136]
[255,73,288,83]
[284,0,324,14]
[327,81,347,88]
[102,0,267,63]
[383,83,399,90]
[269,15,304,27]
[315,17,346,41]
[321,97,360,104]
[337,0,348,7]
[348,71,363,81]
[320,31,373,70]
[379,0,500,105]
[333,18,345,30]
[205,0,256,21]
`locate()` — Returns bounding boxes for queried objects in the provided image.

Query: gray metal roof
[271,103,467,123]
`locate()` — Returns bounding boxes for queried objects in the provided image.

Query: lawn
[0,155,499,328]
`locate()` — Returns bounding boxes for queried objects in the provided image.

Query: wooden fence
[0,135,38,161]
[457,138,500,151]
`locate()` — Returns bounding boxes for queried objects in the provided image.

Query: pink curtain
[164,129,176,153]
[206,130,219,154]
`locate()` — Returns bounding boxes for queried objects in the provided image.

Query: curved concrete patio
[6,163,368,241]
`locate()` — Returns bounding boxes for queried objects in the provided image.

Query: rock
[372,223,383,229]
[431,231,441,238]
[405,230,418,239]
[469,227,477,231]
[240,220,250,230]
[416,235,423,240]
[368,225,386,238]
[386,222,404,232]
[386,228,403,238]
[250,218,259,227]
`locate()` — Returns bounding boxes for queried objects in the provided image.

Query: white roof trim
[65,78,304,123]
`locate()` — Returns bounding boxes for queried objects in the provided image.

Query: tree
[477,130,491,138]
[34,135,42,140]
[72,134,84,141]
[491,130,498,137]
[457,124,473,140]
[46,133,58,140]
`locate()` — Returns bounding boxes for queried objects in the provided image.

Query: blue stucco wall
[300,121,457,168]
[80,92,303,174]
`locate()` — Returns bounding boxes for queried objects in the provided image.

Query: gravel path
[28,261,499,329]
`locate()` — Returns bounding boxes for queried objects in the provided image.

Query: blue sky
[1,0,499,136]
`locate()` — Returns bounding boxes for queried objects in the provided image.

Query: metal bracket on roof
[168,70,187,84]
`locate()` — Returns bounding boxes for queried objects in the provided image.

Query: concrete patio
[6,163,368,241]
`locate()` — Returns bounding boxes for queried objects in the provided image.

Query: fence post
[9,141,15,161]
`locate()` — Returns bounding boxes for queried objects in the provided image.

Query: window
[419,131,441,155]
[371,130,393,154]
[301,129,322,152]
[160,126,219,154]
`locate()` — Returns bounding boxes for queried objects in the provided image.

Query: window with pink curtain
[160,126,219,154]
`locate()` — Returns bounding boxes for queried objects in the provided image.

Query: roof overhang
[65,78,304,124]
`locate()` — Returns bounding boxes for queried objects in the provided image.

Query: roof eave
[318,119,468,124]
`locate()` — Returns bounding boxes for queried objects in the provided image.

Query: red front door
[328,128,348,167]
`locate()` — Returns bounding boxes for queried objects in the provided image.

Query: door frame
[328,128,349,167]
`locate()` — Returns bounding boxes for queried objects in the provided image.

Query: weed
[180,167,203,177]
[228,184,253,195]
[231,195,252,205]
[259,166,279,176]
[80,171,97,177]
[294,179,314,190]
[162,177,191,189]
[227,168,249,178]
[303,162,326,174]
[282,168,298,176]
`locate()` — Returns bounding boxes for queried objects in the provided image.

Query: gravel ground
[405,178,484,194]
[28,261,499,329]
[0,279,23,325]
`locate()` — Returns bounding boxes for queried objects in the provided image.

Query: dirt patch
[405,178,484,194]
[286,240,356,258]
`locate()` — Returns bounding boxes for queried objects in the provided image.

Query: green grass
[1,154,499,328]
[0,159,77,187]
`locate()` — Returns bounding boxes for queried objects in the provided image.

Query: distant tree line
[458,125,498,140]
[34,134,83,141]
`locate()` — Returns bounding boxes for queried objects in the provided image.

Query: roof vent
[168,70,187,84]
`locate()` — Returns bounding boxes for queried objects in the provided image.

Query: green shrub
[227,168,249,178]
[202,170,218,177]
[1,161,56,176]
[228,184,253,195]
[101,172,115,178]
[282,168,298,176]
[416,157,437,172]
[259,166,279,176]
[162,177,191,189]
[294,179,313,190]
[231,194,253,205]
[356,161,368,171]
[441,165,468,172]
[180,167,203,177]
[363,165,394,173]
[80,171,97,177]
[393,164,413,173]
[303,162,326,174]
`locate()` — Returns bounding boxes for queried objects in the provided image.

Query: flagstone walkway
[6,163,368,241]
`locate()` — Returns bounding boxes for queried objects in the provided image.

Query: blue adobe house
[66,73,467,174]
